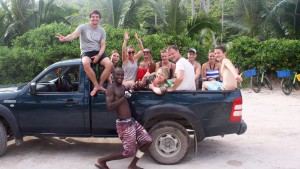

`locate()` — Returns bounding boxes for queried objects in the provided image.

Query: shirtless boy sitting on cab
[203,45,243,90]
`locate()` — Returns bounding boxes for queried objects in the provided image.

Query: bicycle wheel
[281,78,292,95]
[252,75,261,93]
[264,76,273,90]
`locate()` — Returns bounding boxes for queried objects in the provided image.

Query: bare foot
[90,86,106,96]
[95,159,109,169]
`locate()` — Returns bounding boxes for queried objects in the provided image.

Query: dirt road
[1,88,299,169]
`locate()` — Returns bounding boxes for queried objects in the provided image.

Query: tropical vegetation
[0,0,299,84]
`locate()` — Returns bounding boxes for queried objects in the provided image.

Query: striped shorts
[116,118,152,157]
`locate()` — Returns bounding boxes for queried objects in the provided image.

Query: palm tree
[0,0,78,46]
[186,13,221,38]
[97,0,165,29]
[234,0,268,38]
[0,0,35,46]
[264,0,300,39]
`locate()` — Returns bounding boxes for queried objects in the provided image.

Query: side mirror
[29,82,37,95]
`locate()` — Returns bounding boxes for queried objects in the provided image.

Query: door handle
[66,99,79,105]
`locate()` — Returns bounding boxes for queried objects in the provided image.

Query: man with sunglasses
[56,10,113,96]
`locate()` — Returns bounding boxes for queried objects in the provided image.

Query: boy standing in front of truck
[96,67,152,169]
[203,45,243,90]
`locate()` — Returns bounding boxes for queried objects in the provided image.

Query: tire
[252,75,261,93]
[0,121,7,156]
[264,77,273,90]
[148,121,190,164]
[281,78,292,95]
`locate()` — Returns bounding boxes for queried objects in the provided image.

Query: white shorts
[206,81,223,90]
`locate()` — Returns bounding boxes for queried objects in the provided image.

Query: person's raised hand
[124,31,130,41]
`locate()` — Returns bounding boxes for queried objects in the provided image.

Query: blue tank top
[206,69,219,79]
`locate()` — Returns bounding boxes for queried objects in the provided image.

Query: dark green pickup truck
[0,59,247,164]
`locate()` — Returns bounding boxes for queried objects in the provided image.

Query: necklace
[209,63,215,70]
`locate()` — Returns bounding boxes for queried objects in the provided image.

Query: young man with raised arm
[56,10,113,96]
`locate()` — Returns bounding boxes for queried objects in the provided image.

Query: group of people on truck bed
[56,10,243,169]
[56,10,243,97]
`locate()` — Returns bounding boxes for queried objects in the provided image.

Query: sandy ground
[0,86,299,169]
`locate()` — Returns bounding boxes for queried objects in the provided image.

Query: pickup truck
[0,59,247,164]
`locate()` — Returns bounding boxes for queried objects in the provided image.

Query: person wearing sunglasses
[122,31,144,88]
[135,48,156,82]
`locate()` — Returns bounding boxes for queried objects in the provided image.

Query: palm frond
[186,13,221,37]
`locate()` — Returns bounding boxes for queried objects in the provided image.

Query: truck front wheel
[0,121,7,156]
[148,121,190,164]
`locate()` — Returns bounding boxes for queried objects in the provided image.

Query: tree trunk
[200,0,205,12]
[294,1,298,33]
[191,0,195,19]
[206,0,210,14]
[221,0,224,44]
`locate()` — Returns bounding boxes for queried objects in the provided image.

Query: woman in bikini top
[202,50,221,81]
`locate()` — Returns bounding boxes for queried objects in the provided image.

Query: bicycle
[244,66,273,93]
[277,69,300,95]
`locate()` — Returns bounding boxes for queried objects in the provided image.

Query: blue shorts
[207,81,224,90]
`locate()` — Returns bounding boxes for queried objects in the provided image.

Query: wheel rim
[155,132,181,158]
[252,77,261,93]
[281,78,292,95]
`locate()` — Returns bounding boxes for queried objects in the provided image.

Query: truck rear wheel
[148,121,190,164]
[0,121,7,156]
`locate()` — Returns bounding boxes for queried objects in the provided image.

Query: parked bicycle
[277,69,300,95]
[244,66,273,93]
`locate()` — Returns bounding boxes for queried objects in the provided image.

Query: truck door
[91,93,118,137]
[18,64,88,135]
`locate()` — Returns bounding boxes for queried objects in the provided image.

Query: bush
[227,37,300,73]
[0,23,206,84]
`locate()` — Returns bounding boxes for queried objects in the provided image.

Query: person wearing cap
[166,45,196,91]
[187,48,202,90]
[203,45,243,90]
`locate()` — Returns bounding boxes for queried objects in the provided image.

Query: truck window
[36,65,79,93]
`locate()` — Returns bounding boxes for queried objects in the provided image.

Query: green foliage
[228,36,300,74]
[0,23,207,84]
[0,22,79,84]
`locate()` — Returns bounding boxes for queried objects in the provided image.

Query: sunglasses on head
[128,51,135,54]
